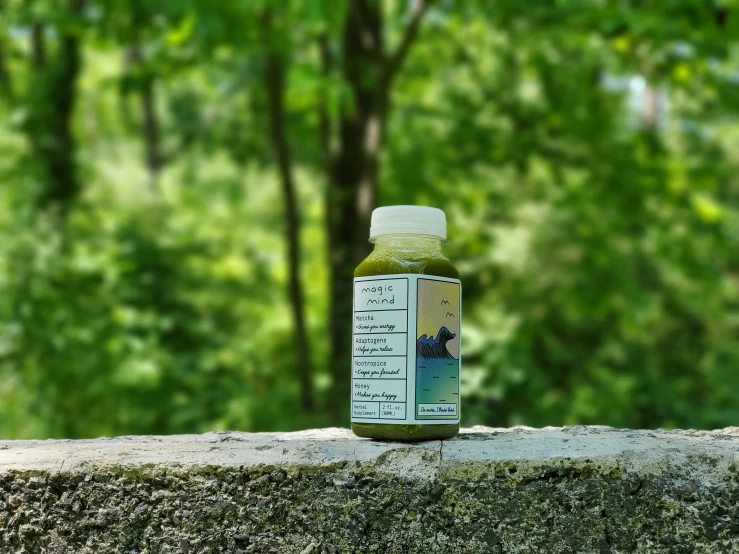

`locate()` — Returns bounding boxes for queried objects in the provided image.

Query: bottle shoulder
[354,250,459,279]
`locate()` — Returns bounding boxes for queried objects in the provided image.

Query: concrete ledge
[1,427,738,553]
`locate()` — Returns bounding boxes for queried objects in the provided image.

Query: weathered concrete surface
[1,426,738,553]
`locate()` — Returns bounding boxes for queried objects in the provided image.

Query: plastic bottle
[351,205,461,441]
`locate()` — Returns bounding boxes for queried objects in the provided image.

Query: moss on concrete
[0,460,737,553]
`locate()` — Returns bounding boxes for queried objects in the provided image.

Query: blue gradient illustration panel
[415,279,460,419]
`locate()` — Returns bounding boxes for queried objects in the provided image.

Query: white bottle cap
[369,205,447,242]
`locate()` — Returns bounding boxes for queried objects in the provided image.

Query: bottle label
[351,274,461,425]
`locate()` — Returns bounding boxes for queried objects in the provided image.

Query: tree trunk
[0,35,13,99]
[318,33,332,176]
[31,23,46,68]
[28,0,86,215]
[325,0,385,421]
[325,0,431,422]
[127,44,163,187]
[264,33,315,413]
[140,77,161,184]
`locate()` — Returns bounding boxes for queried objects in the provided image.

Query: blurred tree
[262,8,314,412]
[21,0,87,216]
[324,0,435,419]
[125,42,163,187]
[0,0,737,438]
[381,0,739,428]
[0,27,12,99]
[104,0,168,188]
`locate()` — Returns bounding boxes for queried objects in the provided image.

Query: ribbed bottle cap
[369,205,447,241]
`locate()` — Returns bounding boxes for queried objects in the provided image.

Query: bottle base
[351,422,459,442]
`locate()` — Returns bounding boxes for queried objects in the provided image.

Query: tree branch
[382,0,432,88]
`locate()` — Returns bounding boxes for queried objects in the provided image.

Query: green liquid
[352,239,460,441]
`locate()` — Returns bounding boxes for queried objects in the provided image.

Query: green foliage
[1,0,738,437]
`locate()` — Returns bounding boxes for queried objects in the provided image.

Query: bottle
[351,205,461,441]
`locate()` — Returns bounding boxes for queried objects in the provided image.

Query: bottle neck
[371,234,444,254]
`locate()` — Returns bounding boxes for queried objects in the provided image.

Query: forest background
[1,0,738,438]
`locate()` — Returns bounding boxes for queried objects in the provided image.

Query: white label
[354,280,409,311]
[351,274,461,425]
[353,310,408,334]
[418,403,458,417]
[353,357,406,379]
[353,333,407,357]
[353,379,406,402]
